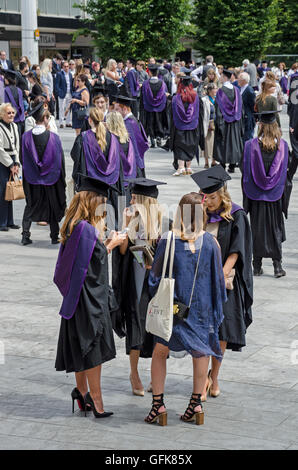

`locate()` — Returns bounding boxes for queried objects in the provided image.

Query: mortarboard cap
[191,165,231,194]
[77,174,120,198]
[4,69,18,81]
[128,177,167,199]
[254,109,281,124]
[222,69,232,79]
[148,64,159,72]
[27,102,46,122]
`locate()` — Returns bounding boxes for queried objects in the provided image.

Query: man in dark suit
[55,61,73,128]
[238,72,256,142]
[0,51,14,71]
[52,53,63,120]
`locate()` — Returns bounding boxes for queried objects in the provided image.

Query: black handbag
[75,106,88,120]
[173,239,203,321]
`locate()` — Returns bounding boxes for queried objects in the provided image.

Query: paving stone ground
[0,110,297,450]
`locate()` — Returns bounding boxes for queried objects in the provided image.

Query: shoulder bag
[146,232,175,342]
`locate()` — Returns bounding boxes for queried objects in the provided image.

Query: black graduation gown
[242,145,290,261]
[215,210,253,351]
[213,87,244,165]
[114,239,155,358]
[169,96,205,162]
[139,80,169,139]
[55,240,116,373]
[71,130,125,230]
[22,131,66,224]
[288,103,298,179]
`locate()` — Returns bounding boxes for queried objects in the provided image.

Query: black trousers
[22,204,59,240]
[0,161,15,228]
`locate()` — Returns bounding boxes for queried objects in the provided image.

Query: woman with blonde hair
[40,58,55,114]
[119,178,167,397]
[71,106,124,224]
[145,191,226,426]
[241,110,290,278]
[203,67,220,89]
[191,165,253,402]
[55,174,127,417]
[256,79,280,127]
[105,59,122,103]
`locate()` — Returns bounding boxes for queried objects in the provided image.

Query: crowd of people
[0,49,297,425]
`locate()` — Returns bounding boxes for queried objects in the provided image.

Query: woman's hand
[290,127,294,134]
[11,165,19,176]
[105,230,128,252]
[123,206,135,226]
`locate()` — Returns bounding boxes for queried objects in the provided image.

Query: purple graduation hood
[207,203,243,223]
[22,130,62,185]
[119,139,137,185]
[82,130,120,184]
[54,220,99,320]
[124,117,149,170]
[4,86,25,123]
[172,94,200,131]
[242,138,288,202]
[216,86,242,123]
[126,69,140,97]
[142,79,167,112]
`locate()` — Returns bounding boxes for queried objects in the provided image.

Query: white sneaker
[173,168,185,176]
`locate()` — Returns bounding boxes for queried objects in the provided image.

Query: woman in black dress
[191,165,253,400]
[170,75,204,176]
[55,175,127,417]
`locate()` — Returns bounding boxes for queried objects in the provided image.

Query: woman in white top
[40,58,55,115]
[105,59,122,104]
[202,83,217,168]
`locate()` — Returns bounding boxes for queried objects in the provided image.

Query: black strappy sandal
[180,393,204,425]
[144,393,167,426]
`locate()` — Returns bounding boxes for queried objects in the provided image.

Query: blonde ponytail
[89,107,107,151]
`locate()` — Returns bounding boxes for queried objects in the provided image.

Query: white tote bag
[146,231,175,342]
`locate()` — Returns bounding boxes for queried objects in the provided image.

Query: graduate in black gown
[241,110,291,278]
[139,64,169,148]
[4,70,25,138]
[71,106,124,230]
[115,92,149,178]
[118,178,167,397]
[213,69,244,173]
[55,174,127,418]
[170,74,204,176]
[124,58,140,118]
[191,166,253,399]
[21,103,66,245]
[288,77,298,179]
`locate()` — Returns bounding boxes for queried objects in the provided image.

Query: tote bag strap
[161,231,175,280]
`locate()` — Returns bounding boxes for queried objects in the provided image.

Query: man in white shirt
[0,51,14,71]
[170,62,180,95]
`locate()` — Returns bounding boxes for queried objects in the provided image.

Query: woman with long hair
[145,191,226,426]
[105,59,122,103]
[191,165,253,402]
[80,92,109,133]
[170,75,204,176]
[27,72,43,101]
[55,175,127,417]
[71,106,124,227]
[119,178,167,397]
[256,79,281,127]
[241,110,291,278]
[40,58,55,114]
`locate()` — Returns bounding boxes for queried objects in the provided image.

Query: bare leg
[85,365,104,413]
[150,343,169,413]
[75,371,88,397]
[192,356,209,411]
[75,128,80,137]
[129,349,144,391]
[210,340,227,391]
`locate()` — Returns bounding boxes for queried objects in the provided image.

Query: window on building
[46,0,58,15]
[5,0,20,12]
[38,0,46,14]
[58,0,70,16]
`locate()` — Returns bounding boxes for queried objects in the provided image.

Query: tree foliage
[74,0,192,62]
[192,0,280,66]
[269,0,298,56]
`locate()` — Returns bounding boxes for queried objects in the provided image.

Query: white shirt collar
[32,124,46,135]
[240,84,249,94]
[124,112,133,121]
[223,81,234,90]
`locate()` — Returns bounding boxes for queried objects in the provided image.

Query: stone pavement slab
[0,111,298,450]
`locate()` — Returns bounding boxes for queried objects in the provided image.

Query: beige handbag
[146,231,175,342]
[5,174,25,201]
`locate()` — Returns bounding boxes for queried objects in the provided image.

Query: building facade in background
[0,0,95,65]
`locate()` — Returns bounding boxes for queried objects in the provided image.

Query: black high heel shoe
[71,388,91,413]
[144,393,167,426]
[71,387,85,413]
[84,392,113,418]
[180,393,204,425]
